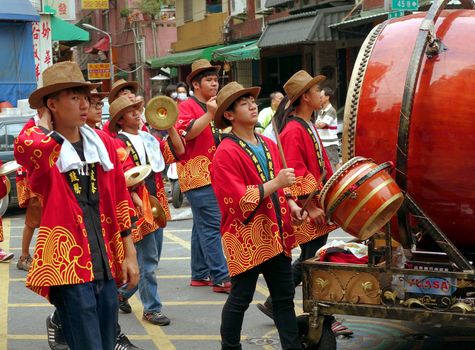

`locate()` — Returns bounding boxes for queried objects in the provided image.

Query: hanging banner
[43,0,76,21]
[82,0,110,10]
[32,15,54,84]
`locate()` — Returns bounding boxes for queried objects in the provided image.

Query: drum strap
[289,117,326,181]
[224,134,283,235]
[326,162,393,220]
[190,96,222,147]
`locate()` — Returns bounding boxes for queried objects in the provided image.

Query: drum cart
[300,0,475,347]
[301,194,475,349]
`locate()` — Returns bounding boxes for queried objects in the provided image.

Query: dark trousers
[221,253,302,350]
[50,279,118,350]
[266,234,328,306]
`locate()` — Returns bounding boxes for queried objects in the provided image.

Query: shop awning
[51,15,90,42]
[85,36,110,53]
[265,0,293,7]
[329,11,391,29]
[147,44,224,69]
[0,0,40,22]
[212,40,260,61]
[258,6,354,48]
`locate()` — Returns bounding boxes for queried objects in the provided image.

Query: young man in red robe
[175,59,230,293]
[14,61,139,350]
[257,70,352,337]
[108,95,185,326]
[212,81,307,350]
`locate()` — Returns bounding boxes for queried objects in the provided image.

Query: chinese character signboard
[391,0,418,11]
[32,15,54,84]
[88,63,111,80]
[82,0,109,10]
[43,0,76,21]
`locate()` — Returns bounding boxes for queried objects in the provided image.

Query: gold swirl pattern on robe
[16,178,31,208]
[162,142,177,164]
[239,186,260,217]
[177,155,212,192]
[116,199,132,232]
[26,225,91,290]
[0,219,3,242]
[293,212,338,245]
[288,173,321,199]
[222,214,284,277]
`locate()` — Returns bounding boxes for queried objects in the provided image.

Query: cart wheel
[298,315,336,350]
[171,181,183,208]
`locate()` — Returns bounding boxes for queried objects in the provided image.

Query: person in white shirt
[316,87,340,171]
[256,91,284,133]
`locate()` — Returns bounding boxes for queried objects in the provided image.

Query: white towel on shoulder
[55,125,114,173]
[138,130,165,173]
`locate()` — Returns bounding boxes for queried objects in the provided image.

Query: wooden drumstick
[270,116,287,169]
[300,169,327,215]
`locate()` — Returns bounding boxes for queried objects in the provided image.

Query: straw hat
[108,79,139,103]
[29,61,100,109]
[89,86,108,99]
[108,96,143,133]
[283,70,326,108]
[214,81,261,130]
[186,59,220,86]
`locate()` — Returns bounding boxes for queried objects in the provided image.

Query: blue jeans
[50,279,118,350]
[185,185,228,283]
[119,227,163,313]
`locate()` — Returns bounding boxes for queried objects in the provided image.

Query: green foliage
[136,0,163,20]
[120,8,131,18]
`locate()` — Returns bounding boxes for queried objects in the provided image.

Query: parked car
[0,116,31,207]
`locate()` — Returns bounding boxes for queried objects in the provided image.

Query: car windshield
[0,122,24,151]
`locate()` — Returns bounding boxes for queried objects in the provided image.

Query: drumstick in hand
[270,117,287,169]
[300,170,327,215]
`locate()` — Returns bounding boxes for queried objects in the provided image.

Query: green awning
[217,42,260,62]
[147,44,224,69]
[51,15,89,42]
[212,40,257,61]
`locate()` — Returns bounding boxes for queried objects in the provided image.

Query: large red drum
[342,10,475,250]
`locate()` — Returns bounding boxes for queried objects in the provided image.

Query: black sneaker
[115,332,143,350]
[118,294,132,314]
[143,311,171,326]
[256,301,274,320]
[46,312,68,350]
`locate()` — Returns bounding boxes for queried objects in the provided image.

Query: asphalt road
[1,204,475,350]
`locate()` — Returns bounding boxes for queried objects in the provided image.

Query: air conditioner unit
[231,0,247,16]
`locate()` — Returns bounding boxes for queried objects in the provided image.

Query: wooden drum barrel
[342,10,475,249]
[320,157,404,240]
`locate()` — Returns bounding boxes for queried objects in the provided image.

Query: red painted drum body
[320,157,404,240]
[342,10,475,249]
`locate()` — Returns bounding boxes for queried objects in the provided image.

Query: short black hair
[165,84,177,98]
[176,82,188,92]
[191,69,219,87]
[222,93,253,127]
[322,87,334,98]
[44,86,90,106]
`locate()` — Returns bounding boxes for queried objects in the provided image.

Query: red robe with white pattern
[14,126,135,299]
[212,134,296,277]
[280,117,338,245]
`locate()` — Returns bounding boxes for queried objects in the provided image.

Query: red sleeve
[14,126,63,180]
[281,126,319,199]
[212,143,264,221]
[176,100,200,137]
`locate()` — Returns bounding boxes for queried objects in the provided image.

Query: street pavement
[1,201,475,350]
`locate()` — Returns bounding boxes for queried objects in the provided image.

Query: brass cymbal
[124,165,152,188]
[145,96,178,130]
[149,195,167,227]
[0,160,20,176]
